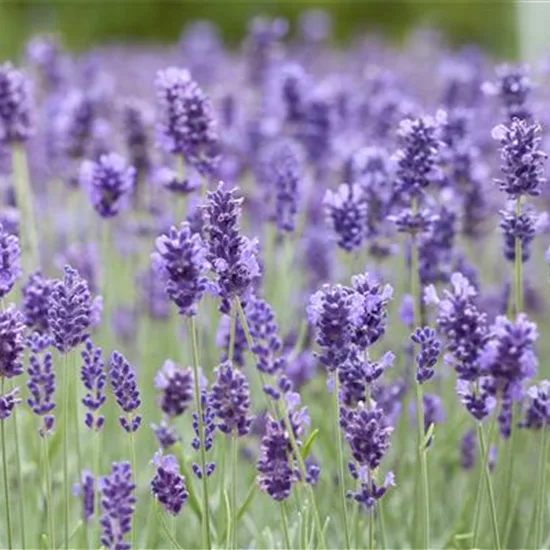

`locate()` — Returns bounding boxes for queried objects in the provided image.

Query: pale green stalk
[378,498,387,549]
[42,435,55,549]
[534,427,549,549]
[128,419,138,549]
[62,353,70,550]
[280,501,291,550]
[515,196,523,315]
[92,430,101,548]
[1,378,13,550]
[369,508,375,550]
[189,317,212,550]
[231,433,238,550]
[333,374,351,549]
[10,387,25,549]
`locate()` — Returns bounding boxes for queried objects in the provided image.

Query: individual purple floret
[308,284,363,371]
[73,470,95,521]
[109,351,141,433]
[340,401,393,471]
[99,462,136,550]
[203,184,260,311]
[210,362,251,436]
[262,139,302,233]
[484,65,532,121]
[48,265,92,354]
[425,272,488,381]
[492,119,547,199]
[26,331,51,354]
[22,271,51,333]
[151,420,181,449]
[0,224,20,299]
[521,380,550,430]
[150,451,188,516]
[460,429,476,470]
[154,360,194,418]
[347,465,394,510]
[122,98,152,173]
[389,207,439,236]
[324,183,367,252]
[0,306,25,379]
[151,222,209,316]
[351,273,393,349]
[0,388,21,420]
[456,378,497,421]
[155,67,220,175]
[499,207,540,263]
[411,326,440,384]
[245,295,285,375]
[27,347,55,436]
[81,338,106,431]
[257,415,296,501]
[80,152,136,218]
[393,113,444,200]
[0,63,33,143]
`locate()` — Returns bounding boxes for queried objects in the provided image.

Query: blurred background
[0,1,525,60]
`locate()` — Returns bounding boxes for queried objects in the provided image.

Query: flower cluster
[81,338,106,431]
[150,452,188,516]
[0,63,33,143]
[109,351,142,433]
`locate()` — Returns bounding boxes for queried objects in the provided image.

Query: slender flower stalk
[1,379,13,550]
[189,317,211,550]
[535,426,548,549]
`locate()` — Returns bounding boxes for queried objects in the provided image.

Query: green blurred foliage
[0,1,518,59]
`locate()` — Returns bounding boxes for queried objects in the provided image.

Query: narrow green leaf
[301,429,320,460]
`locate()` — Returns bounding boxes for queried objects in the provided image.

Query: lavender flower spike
[81,339,106,431]
[150,451,189,516]
[0,306,25,379]
[0,224,20,299]
[99,462,136,550]
[27,346,56,436]
[154,360,194,418]
[73,470,95,521]
[109,351,142,433]
[0,388,21,420]
[0,63,33,143]
[80,153,136,218]
[411,327,440,384]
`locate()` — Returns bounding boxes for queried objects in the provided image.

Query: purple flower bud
[154,360,193,418]
[121,98,152,173]
[484,65,532,121]
[27,349,55,436]
[456,378,496,420]
[0,306,25,379]
[347,467,394,510]
[151,420,181,449]
[0,224,20,299]
[0,387,21,420]
[73,470,95,521]
[460,429,476,470]
[80,153,135,218]
[0,63,33,143]
[521,380,550,430]
[99,462,136,550]
[81,339,106,431]
[22,271,51,333]
[150,451,188,516]
[411,326,440,384]
[48,265,92,354]
[109,351,141,433]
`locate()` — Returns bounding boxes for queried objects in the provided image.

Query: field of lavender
[0,14,548,550]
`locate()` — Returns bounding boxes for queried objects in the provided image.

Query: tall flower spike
[151,222,209,317]
[73,470,95,521]
[109,351,141,433]
[0,63,33,143]
[150,452,188,516]
[154,360,194,418]
[203,184,260,311]
[0,224,20,299]
[191,391,216,479]
[411,327,440,384]
[210,361,251,436]
[492,119,546,198]
[155,67,220,175]
[324,183,367,252]
[0,306,25,379]
[99,462,136,550]
[0,388,21,420]
[27,348,56,436]
[80,153,136,218]
[81,339,106,431]
[122,98,152,173]
[22,271,51,333]
[48,265,92,354]
[499,207,540,264]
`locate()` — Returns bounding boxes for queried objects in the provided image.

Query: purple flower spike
[80,152,136,218]
[27,348,56,436]
[0,63,33,143]
[150,451,188,516]
[155,67,220,175]
[154,360,194,418]
[499,208,539,264]
[151,222,209,317]
[122,98,152,173]
[109,351,141,433]
[0,388,21,420]
[460,429,476,470]
[521,380,550,430]
[81,339,106,431]
[73,470,95,521]
[48,265,92,354]
[0,224,20,299]
[22,271,51,334]
[484,65,532,121]
[210,362,251,436]
[151,420,181,449]
[456,378,496,421]
[99,462,136,550]
[0,306,25,379]
[347,467,395,510]
[411,327,440,384]
[492,118,546,199]
[324,183,367,252]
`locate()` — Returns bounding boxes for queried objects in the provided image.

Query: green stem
[11,387,26,549]
[333,375,351,550]
[369,509,375,550]
[515,196,523,315]
[42,435,55,550]
[535,428,549,549]
[378,498,387,550]
[189,317,212,550]
[92,430,101,549]
[156,502,184,550]
[62,353,70,550]
[231,433,238,550]
[477,423,501,550]
[228,303,236,364]
[1,378,13,550]
[128,422,138,549]
[11,143,39,271]
[280,502,292,550]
